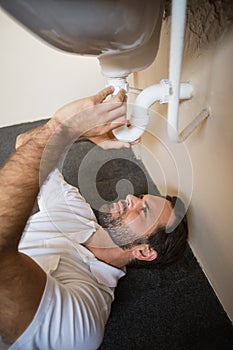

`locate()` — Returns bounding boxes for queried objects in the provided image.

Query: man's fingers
[96,87,127,106]
[115,89,127,101]
[99,140,131,150]
[109,89,127,105]
[107,102,127,122]
[94,86,115,103]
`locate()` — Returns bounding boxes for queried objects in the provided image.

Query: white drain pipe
[113,79,193,142]
[113,81,167,142]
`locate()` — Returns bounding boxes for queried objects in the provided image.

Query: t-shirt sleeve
[38,169,94,217]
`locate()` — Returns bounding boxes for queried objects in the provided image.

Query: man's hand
[50,86,127,142]
[15,86,127,149]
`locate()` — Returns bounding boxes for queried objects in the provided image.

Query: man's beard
[95,203,136,248]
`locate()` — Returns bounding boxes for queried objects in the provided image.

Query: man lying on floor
[0,87,188,350]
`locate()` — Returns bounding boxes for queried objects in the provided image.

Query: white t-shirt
[7,169,125,350]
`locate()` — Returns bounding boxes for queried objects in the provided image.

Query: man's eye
[142,206,147,216]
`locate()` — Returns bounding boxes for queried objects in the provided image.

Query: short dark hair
[126,196,188,269]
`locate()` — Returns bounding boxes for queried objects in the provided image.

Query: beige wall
[0,9,105,127]
[131,1,233,321]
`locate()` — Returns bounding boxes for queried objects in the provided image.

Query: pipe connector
[159,79,171,104]
[106,77,129,95]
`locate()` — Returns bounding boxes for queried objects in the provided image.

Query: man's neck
[85,227,132,268]
[85,245,131,269]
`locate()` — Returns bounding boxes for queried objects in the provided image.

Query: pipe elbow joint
[113,82,165,142]
[112,113,149,142]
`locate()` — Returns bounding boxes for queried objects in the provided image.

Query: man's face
[98,194,175,247]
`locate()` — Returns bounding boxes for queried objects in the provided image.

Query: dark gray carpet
[0,120,232,349]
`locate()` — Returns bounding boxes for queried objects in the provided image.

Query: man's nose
[126,194,144,211]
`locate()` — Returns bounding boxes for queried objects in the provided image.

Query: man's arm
[0,87,126,344]
[0,122,55,344]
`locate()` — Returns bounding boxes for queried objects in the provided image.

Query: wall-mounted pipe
[167,0,187,142]
[167,0,209,142]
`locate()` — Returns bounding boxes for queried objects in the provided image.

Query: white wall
[0,8,106,127]
[132,2,233,321]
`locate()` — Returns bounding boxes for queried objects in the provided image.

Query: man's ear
[131,244,158,261]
